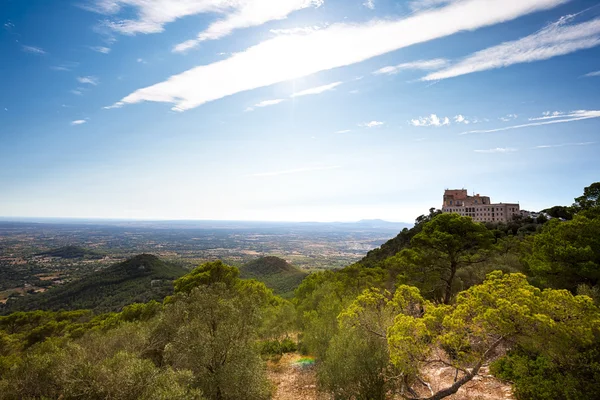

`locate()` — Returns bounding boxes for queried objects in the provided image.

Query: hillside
[239,256,308,297]
[1,254,187,314]
[36,245,103,259]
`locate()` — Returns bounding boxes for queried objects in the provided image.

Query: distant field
[0,219,409,302]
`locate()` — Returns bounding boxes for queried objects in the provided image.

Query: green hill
[239,256,308,297]
[1,254,187,314]
[36,245,103,259]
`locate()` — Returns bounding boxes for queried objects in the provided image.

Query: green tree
[526,215,600,290]
[573,182,600,211]
[386,272,600,400]
[390,213,494,304]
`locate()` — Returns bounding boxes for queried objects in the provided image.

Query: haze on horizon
[1,0,599,223]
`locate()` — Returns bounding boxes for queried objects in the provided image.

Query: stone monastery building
[442,189,520,223]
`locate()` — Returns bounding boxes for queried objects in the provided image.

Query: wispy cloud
[583,70,600,77]
[22,45,46,55]
[335,129,351,134]
[77,76,99,86]
[90,46,111,54]
[170,0,324,53]
[373,59,448,75]
[461,110,600,134]
[70,90,83,96]
[291,81,343,97]
[529,110,564,120]
[364,0,375,10]
[534,141,595,148]
[71,119,87,125]
[106,0,570,112]
[245,98,286,112]
[51,62,79,72]
[423,14,600,81]
[474,147,518,153]
[410,114,450,127]
[251,165,340,177]
[360,121,385,128]
[499,114,518,122]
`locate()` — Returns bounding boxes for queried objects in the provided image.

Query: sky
[1,0,599,223]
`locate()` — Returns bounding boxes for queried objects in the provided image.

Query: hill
[36,245,103,259]
[239,256,308,297]
[1,254,187,314]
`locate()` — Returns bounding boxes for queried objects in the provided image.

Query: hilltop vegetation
[36,245,103,259]
[1,254,188,314]
[239,256,308,297]
[0,182,599,400]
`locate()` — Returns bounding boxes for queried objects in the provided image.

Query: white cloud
[461,110,600,134]
[410,114,451,127]
[51,62,79,72]
[423,15,600,81]
[90,46,111,53]
[534,141,595,148]
[584,70,600,77]
[270,26,323,35]
[291,81,343,97]
[529,110,563,120]
[251,165,340,177]
[171,0,324,52]
[87,0,323,51]
[335,129,351,133]
[245,98,286,112]
[454,114,470,124]
[499,113,518,121]
[71,120,87,125]
[474,147,518,153]
[22,45,46,55]
[364,0,375,9]
[106,0,570,112]
[70,90,83,96]
[77,76,99,85]
[373,58,448,75]
[360,121,384,128]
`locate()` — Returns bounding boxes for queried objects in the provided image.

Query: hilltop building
[442,189,520,223]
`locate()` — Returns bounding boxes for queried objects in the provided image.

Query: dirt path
[267,353,514,400]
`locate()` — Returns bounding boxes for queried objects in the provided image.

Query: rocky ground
[267,353,515,400]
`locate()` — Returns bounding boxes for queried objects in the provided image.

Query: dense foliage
[1,182,599,399]
[1,254,188,314]
[239,256,308,298]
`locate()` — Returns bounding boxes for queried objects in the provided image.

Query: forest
[0,183,599,400]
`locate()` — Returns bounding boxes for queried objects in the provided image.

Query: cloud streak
[71,120,87,125]
[173,0,324,53]
[461,110,600,134]
[106,0,569,112]
[583,70,600,77]
[245,98,285,112]
[423,15,600,81]
[534,141,595,148]
[77,76,99,85]
[291,81,343,97]
[474,147,518,153]
[22,45,46,55]
[373,58,448,75]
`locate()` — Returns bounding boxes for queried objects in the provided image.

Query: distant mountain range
[0,217,411,232]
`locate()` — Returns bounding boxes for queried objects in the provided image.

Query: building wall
[442,189,520,223]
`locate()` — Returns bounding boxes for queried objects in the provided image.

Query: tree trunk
[443,260,457,305]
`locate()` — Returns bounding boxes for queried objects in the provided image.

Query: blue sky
[1,0,599,222]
